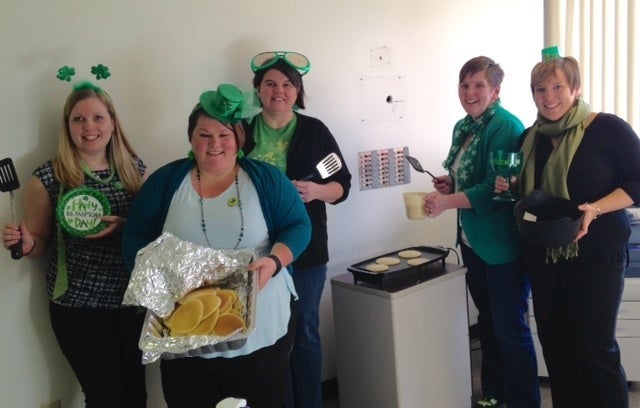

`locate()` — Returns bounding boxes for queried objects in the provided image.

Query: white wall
[0,0,541,406]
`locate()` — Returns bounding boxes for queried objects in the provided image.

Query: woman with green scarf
[498,47,640,407]
[424,56,540,408]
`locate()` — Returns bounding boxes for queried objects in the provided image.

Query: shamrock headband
[56,64,111,92]
[541,46,561,61]
[195,84,261,124]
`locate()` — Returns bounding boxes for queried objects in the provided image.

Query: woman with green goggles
[242,51,352,408]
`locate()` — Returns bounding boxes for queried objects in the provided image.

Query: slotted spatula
[302,153,343,181]
[0,157,22,259]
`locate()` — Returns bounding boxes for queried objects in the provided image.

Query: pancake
[213,312,246,336]
[167,299,204,334]
[364,263,389,272]
[232,298,245,313]
[200,294,222,319]
[216,290,235,314]
[375,256,401,266]
[189,309,220,335]
[398,249,422,259]
[178,287,217,305]
[227,307,243,317]
[407,257,429,266]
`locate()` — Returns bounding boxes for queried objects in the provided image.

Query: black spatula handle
[10,241,23,259]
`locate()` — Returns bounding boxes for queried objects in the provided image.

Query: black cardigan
[243,113,352,268]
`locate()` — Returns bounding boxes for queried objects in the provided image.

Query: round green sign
[56,187,111,237]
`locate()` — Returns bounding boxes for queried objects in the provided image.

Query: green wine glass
[492,151,523,201]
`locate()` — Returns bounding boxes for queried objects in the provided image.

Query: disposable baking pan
[138,270,258,362]
[347,245,449,289]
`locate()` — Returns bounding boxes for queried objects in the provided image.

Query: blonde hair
[53,88,143,192]
[530,56,581,94]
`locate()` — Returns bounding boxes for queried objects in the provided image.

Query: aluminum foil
[123,232,258,364]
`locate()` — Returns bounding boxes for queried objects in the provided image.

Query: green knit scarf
[520,98,592,262]
[443,100,499,190]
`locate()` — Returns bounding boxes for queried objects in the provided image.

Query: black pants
[161,298,296,408]
[49,301,147,408]
[525,247,628,408]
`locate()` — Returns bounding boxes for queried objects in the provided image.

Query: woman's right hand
[3,220,35,256]
[433,175,452,194]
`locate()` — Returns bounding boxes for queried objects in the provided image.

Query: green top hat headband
[196,84,261,124]
[541,46,561,61]
[56,64,111,92]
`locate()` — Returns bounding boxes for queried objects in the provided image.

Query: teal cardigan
[122,157,311,273]
[451,106,525,265]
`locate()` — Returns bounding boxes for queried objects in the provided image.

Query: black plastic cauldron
[514,190,585,247]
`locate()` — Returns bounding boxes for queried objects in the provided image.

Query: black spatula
[405,155,438,179]
[0,158,22,259]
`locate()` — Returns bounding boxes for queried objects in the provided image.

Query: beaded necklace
[196,167,244,249]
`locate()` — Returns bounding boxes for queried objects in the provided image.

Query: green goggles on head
[250,51,311,76]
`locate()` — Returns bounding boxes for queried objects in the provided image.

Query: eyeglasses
[250,51,311,76]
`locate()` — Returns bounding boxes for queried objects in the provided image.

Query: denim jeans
[284,264,327,408]
[462,244,540,408]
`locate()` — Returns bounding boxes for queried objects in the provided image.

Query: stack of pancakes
[164,287,246,337]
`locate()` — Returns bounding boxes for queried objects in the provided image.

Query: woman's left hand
[85,215,126,239]
[292,180,320,203]
[575,203,599,241]
[248,256,279,291]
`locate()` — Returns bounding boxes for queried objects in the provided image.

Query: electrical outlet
[40,400,61,408]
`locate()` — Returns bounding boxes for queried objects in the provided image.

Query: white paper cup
[403,192,427,220]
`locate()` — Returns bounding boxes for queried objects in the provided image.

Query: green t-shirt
[247,114,297,173]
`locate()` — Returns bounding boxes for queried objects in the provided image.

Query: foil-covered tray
[347,245,449,289]
[122,232,258,364]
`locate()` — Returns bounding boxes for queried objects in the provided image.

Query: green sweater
[452,106,525,265]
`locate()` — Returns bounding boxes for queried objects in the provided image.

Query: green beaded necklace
[196,167,244,249]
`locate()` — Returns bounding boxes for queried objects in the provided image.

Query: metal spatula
[405,155,438,179]
[0,157,22,259]
[302,153,343,181]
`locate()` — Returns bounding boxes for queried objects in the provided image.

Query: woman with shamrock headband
[425,56,540,408]
[2,66,148,407]
[243,51,352,408]
[122,83,311,407]
[496,47,640,407]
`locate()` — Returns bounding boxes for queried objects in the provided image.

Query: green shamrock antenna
[56,64,112,92]
[91,64,111,80]
[56,66,76,82]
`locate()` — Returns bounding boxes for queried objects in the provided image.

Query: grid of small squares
[358,146,409,190]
